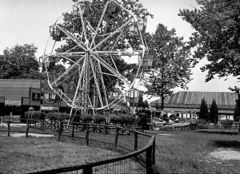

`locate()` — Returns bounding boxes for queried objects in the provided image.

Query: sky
[0,0,239,92]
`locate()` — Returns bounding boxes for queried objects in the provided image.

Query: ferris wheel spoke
[91,53,130,86]
[50,55,85,87]
[72,56,86,107]
[78,4,88,48]
[91,19,133,51]
[89,57,104,108]
[56,25,87,51]
[90,0,110,49]
[97,60,109,109]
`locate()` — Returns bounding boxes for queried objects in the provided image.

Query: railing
[0,119,156,174]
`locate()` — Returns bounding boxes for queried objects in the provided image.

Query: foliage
[47,112,70,121]
[209,99,218,123]
[110,115,122,124]
[93,115,106,124]
[234,93,240,121]
[221,120,233,128]
[0,44,41,79]
[24,111,46,120]
[144,100,149,108]
[144,24,192,109]
[81,114,93,123]
[179,0,240,81]
[198,98,209,121]
[137,94,145,108]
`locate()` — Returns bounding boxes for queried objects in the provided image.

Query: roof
[0,79,41,104]
[168,91,237,107]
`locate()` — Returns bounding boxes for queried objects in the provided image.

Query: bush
[119,114,135,125]
[81,114,93,123]
[47,112,70,121]
[110,115,122,125]
[197,119,208,129]
[24,111,46,121]
[93,115,106,124]
[221,120,233,128]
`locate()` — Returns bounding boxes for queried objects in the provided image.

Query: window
[32,93,40,101]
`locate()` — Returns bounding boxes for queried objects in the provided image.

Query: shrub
[24,111,46,121]
[221,120,233,128]
[197,119,208,129]
[93,115,106,124]
[81,114,93,123]
[119,114,135,125]
[110,115,122,125]
[47,112,70,121]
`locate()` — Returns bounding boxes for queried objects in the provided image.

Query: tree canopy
[144,24,192,109]
[0,44,41,79]
[179,0,240,81]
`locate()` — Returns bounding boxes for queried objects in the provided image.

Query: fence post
[26,120,29,137]
[134,132,138,151]
[83,165,93,174]
[7,121,10,137]
[114,127,119,149]
[104,125,108,134]
[146,146,153,174]
[85,124,90,145]
[72,125,75,138]
[58,121,63,141]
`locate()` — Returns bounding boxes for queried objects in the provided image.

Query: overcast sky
[0,0,239,92]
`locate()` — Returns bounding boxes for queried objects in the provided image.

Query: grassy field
[0,136,120,174]
[151,130,240,174]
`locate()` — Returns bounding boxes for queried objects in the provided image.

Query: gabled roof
[168,91,238,107]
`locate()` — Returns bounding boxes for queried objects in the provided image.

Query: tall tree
[199,98,209,121]
[137,94,145,108]
[144,24,192,109]
[179,0,240,81]
[0,44,41,79]
[209,99,218,124]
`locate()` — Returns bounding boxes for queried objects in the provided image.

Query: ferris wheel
[43,0,147,114]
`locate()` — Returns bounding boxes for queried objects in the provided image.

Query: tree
[145,24,192,109]
[209,99,218,124]
[137,94,145,108]
[144,100,149,108]
[199,98,209,121]
[234,93,240,122]
[0,44,41,79]
[179,0,240,81]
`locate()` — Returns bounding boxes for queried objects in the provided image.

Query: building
[0,79,41,116]
[151,91,238,119]
[0,79,69,116]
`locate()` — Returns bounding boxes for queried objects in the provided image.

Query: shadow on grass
[212,140,240,149]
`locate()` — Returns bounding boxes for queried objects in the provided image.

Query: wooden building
[151,91,238,119]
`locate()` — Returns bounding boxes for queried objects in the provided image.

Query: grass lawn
[0,136,120,174]
[151,130,240,174]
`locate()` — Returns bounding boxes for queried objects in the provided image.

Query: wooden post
[134,132,138,151]
[72,125,75,138]
[114,127,119,149]
[85,124,90,145]
[146,146,153,174]
[104,125,108,134]
[7,121,10,137]
[83,165,93,174]
[58,122,63,141]
[26,121,29,137]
